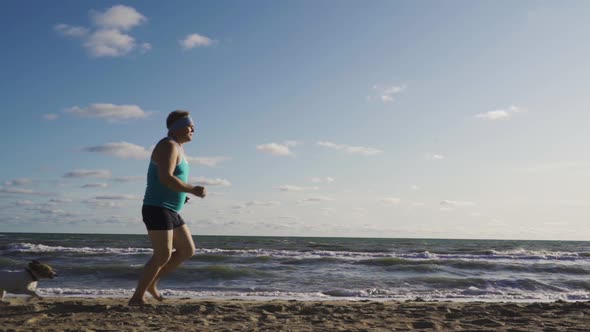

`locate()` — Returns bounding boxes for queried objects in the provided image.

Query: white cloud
[256,143,293,156]
[180,33,215,49]
[84,29,136,57]
[66,103,149,121]
[0,187,45,195]
[43,113,59,120]
[64,169,112,178]
[476,105,526,120]
[425,153,445,160]
[112,176,144,182]
[49,198,73,203]
[381,197,401,204]
[277,185,319,192]
[186,156,231,167]
[37,208,67,215]
[56,5,148,58]
[84,199,121,209]
[91,5,146,31]
[95,194,141,200]
[317,141,383,156]
[410,185,420,190]
[283,140,302,147]
[244,201,281,207]
[82,183,109,188]
[311,177,335,184]
[440,200,475,207]
[53,23,89,37]
[140,42,152,53]
[302,196,334,202]
[370,84,407,103]
[83,142,151,160]
[4,178,33,186]
[191,177,231,186]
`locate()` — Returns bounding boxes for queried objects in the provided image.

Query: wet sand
[1,297,589,331]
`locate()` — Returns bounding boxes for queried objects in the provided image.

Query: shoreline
[1,297,590,331]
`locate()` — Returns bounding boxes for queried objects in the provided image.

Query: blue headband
[168,116,194,131]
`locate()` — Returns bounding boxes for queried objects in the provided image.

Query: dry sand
[1,297,589,331]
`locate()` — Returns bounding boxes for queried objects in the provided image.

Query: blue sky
[1,1,590,239]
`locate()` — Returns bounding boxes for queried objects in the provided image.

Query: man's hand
[192,186,207,198]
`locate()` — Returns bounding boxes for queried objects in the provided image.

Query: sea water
[1,232,589,301]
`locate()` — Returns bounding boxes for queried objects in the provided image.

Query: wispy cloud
[4,178,33,186]
[186,156,231,167]
[256,143,293,156]
[302,196,334,202]
[64,169,112,178]
[317,141,382,156]
[83,142,151,160]
[380,197,401,204]
[95,194,141,200]
[112,176,144,182]
[440,200,475,207]
[191,177,231,186]
[180,33,215,49]
[475,105,526,120]
[49,198,73,203]
[368,84,406,103]
[424,153,445,161]
[0,187,47,195]
[83,199,121,209]
[140,42,152,53]
[65,103,150,121]
[82,183,109,188]
[311,177,335,184]
[53,23,89,37]
[277,185,319,192]
[43,113,59,120]
[234,201,282,209]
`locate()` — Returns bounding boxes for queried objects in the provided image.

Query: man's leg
[129,230,173,305]
[147,225,196,300]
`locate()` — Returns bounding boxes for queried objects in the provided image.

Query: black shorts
[142,205,186,231]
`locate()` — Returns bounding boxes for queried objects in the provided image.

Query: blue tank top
[143,138,190,212]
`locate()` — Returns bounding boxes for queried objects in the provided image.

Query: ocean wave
[36,287,590,301]
[6,243,153,255]
[5,243,590,263]
[359,257,590,275]
[54,264,274,281]
[412,276,569,292]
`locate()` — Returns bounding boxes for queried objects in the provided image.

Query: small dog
[0,260,57,302]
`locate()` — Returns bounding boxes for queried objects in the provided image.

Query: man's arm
[152,140,200,195]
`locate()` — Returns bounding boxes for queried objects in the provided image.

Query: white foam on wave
[7,243,152,255]
[37,287,590,302]
[7,242,590,262]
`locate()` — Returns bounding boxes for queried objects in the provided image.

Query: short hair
[166,110,190,129]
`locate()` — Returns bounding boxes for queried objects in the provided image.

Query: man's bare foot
[147,287,164,301]
[128,297,148,306]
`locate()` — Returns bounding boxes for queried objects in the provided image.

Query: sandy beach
[0,298,589,331]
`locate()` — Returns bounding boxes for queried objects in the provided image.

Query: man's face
[177,124,195,142]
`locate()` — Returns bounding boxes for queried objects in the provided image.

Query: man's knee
[178,246,196,260]
[152,250,172,266]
